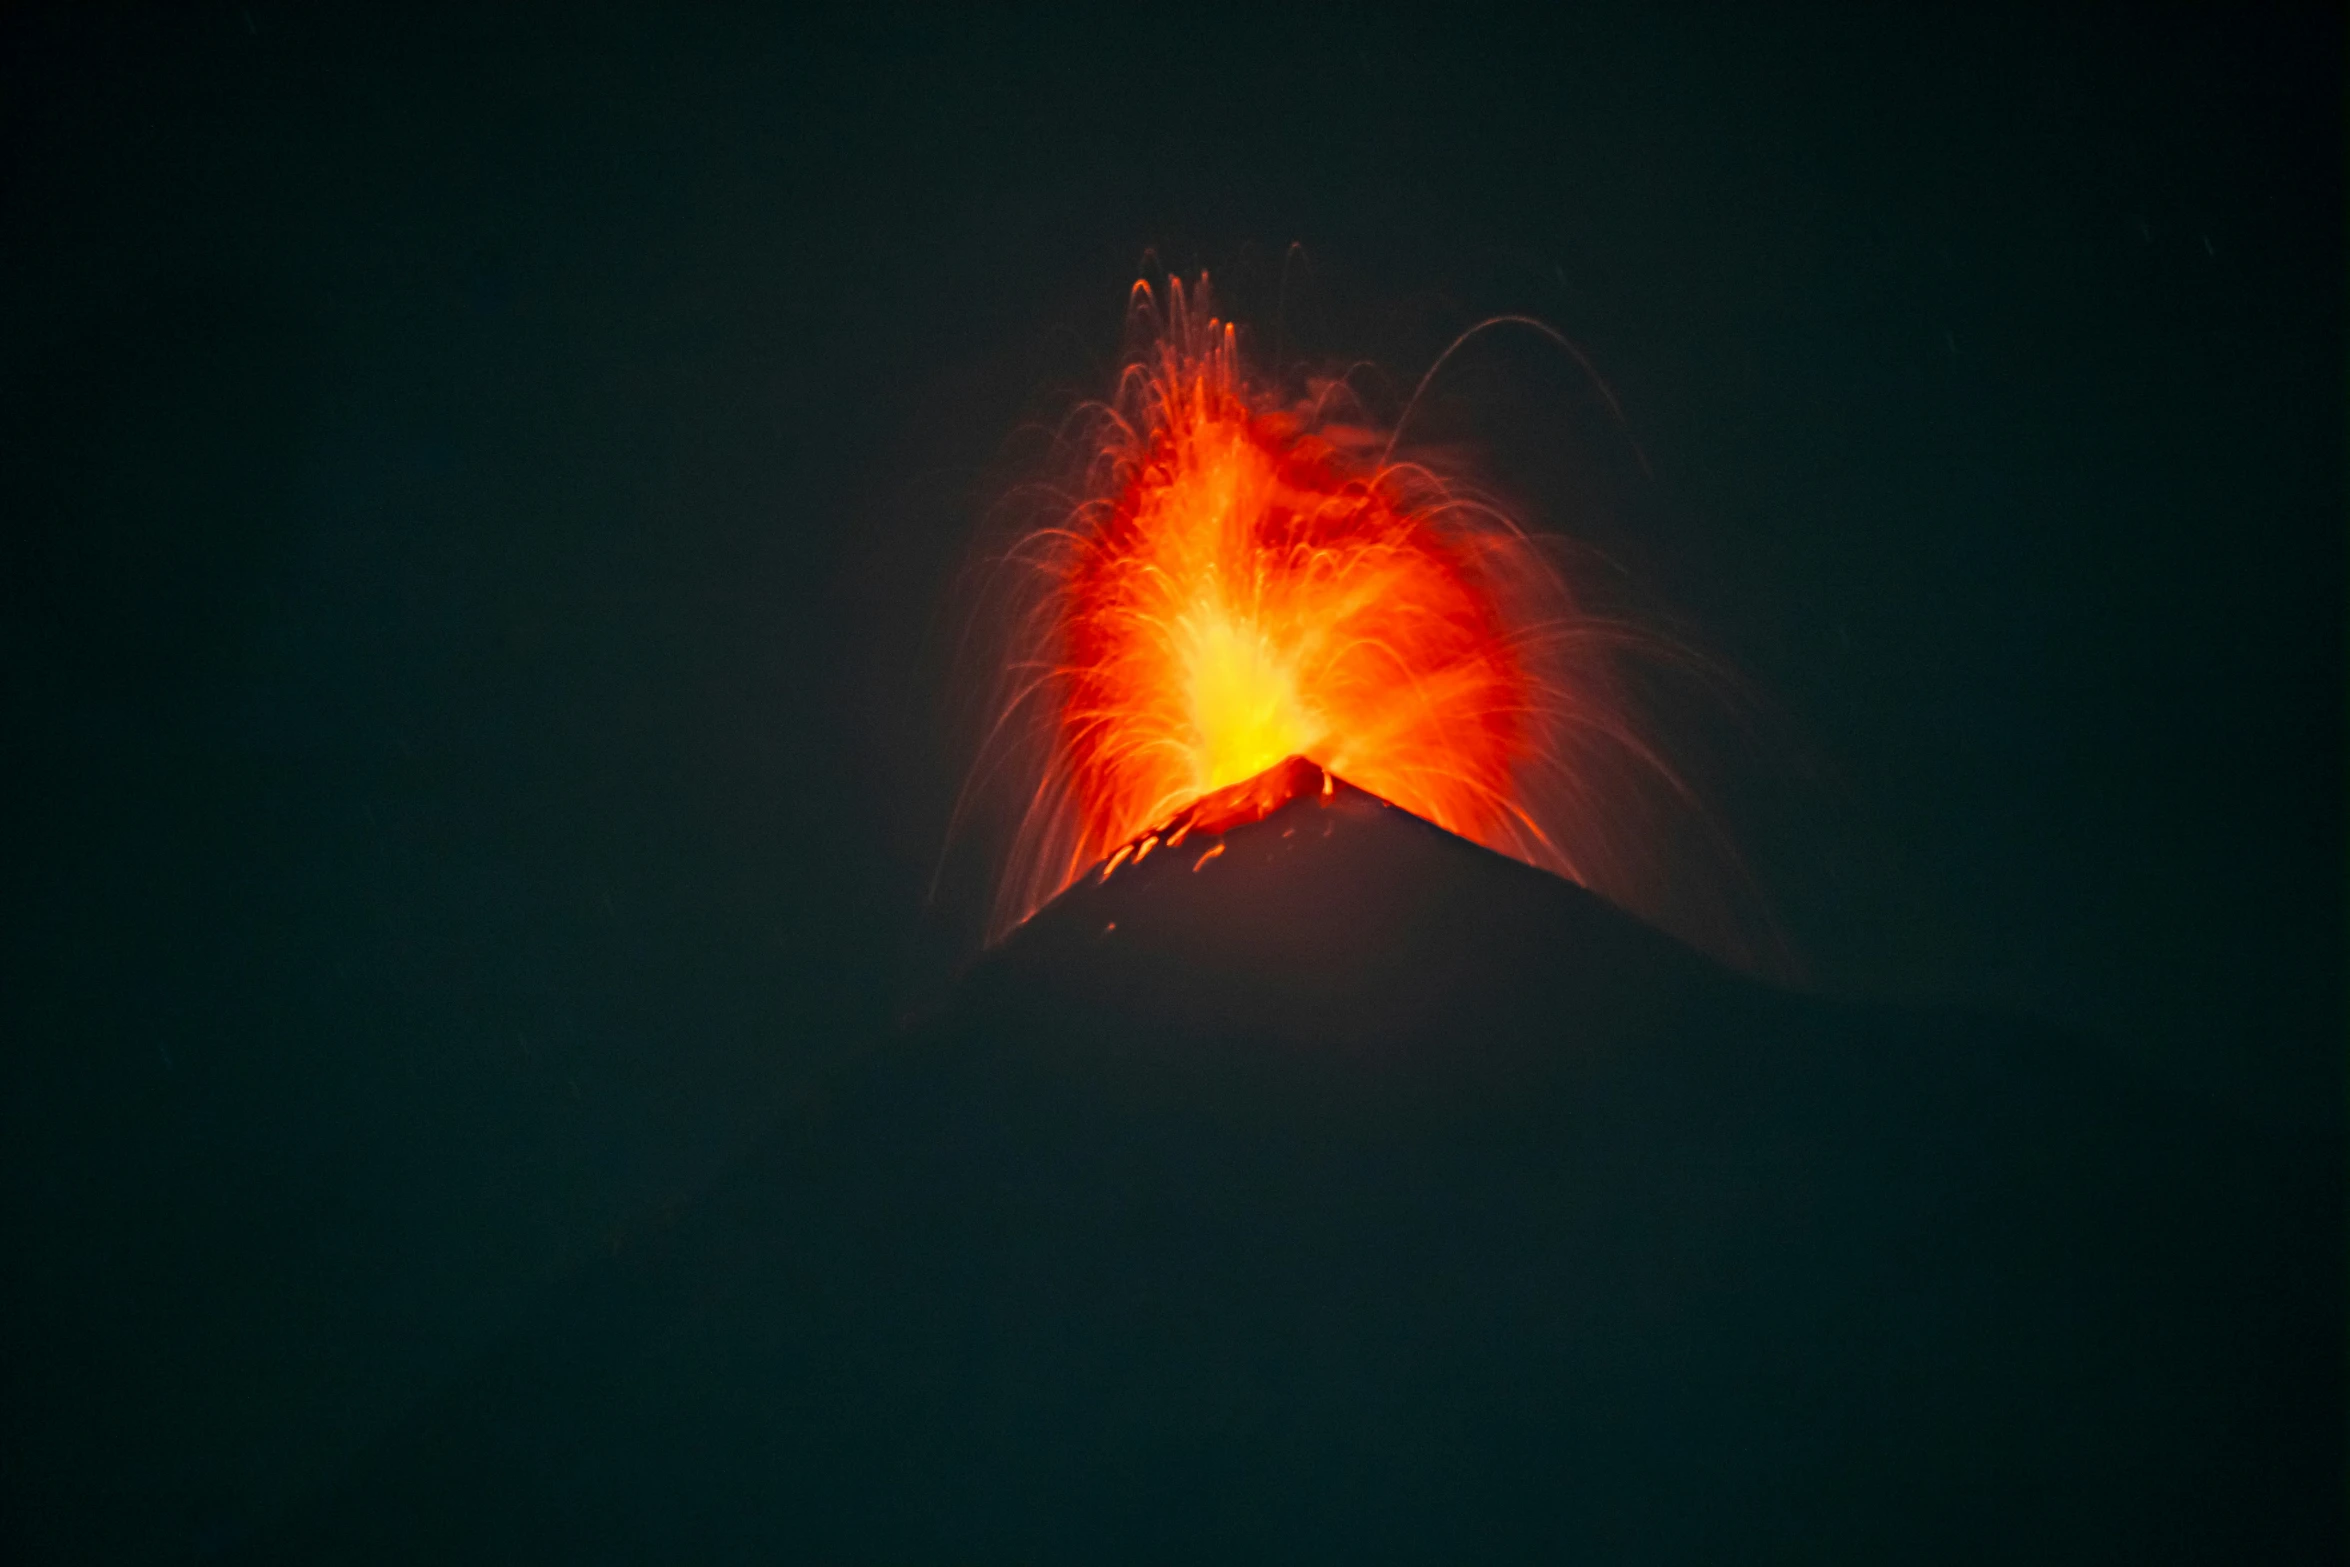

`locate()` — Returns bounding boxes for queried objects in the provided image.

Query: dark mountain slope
[256,763,2339,1562]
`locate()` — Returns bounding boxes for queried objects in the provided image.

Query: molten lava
[1094,754,1334,885]
[1047,282,1541,895]
[961,275,1783,976]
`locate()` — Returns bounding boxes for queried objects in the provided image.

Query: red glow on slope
[1092,755,1328,888]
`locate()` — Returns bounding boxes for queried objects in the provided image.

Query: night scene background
[2,6,2340,1561]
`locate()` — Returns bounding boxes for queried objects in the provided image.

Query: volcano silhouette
[260,760,2338,1563]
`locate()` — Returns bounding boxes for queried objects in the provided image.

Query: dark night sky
[3,6,2340,1557]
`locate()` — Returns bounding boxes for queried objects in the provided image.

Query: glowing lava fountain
[973,274,1732,956]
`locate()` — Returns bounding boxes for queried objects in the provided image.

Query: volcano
[258,761,2338,1563]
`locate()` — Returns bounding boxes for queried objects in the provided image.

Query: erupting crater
[987,275,1602,939]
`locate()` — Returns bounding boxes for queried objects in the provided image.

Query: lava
[971,274,1744,958]
[1095,755,1332,887]
[1058,304,1532,859]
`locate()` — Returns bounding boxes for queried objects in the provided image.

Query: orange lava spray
[1059,291,1537,869]
[964,273,1771,968]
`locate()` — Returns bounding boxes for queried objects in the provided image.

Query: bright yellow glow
[1176,605,1326,795]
